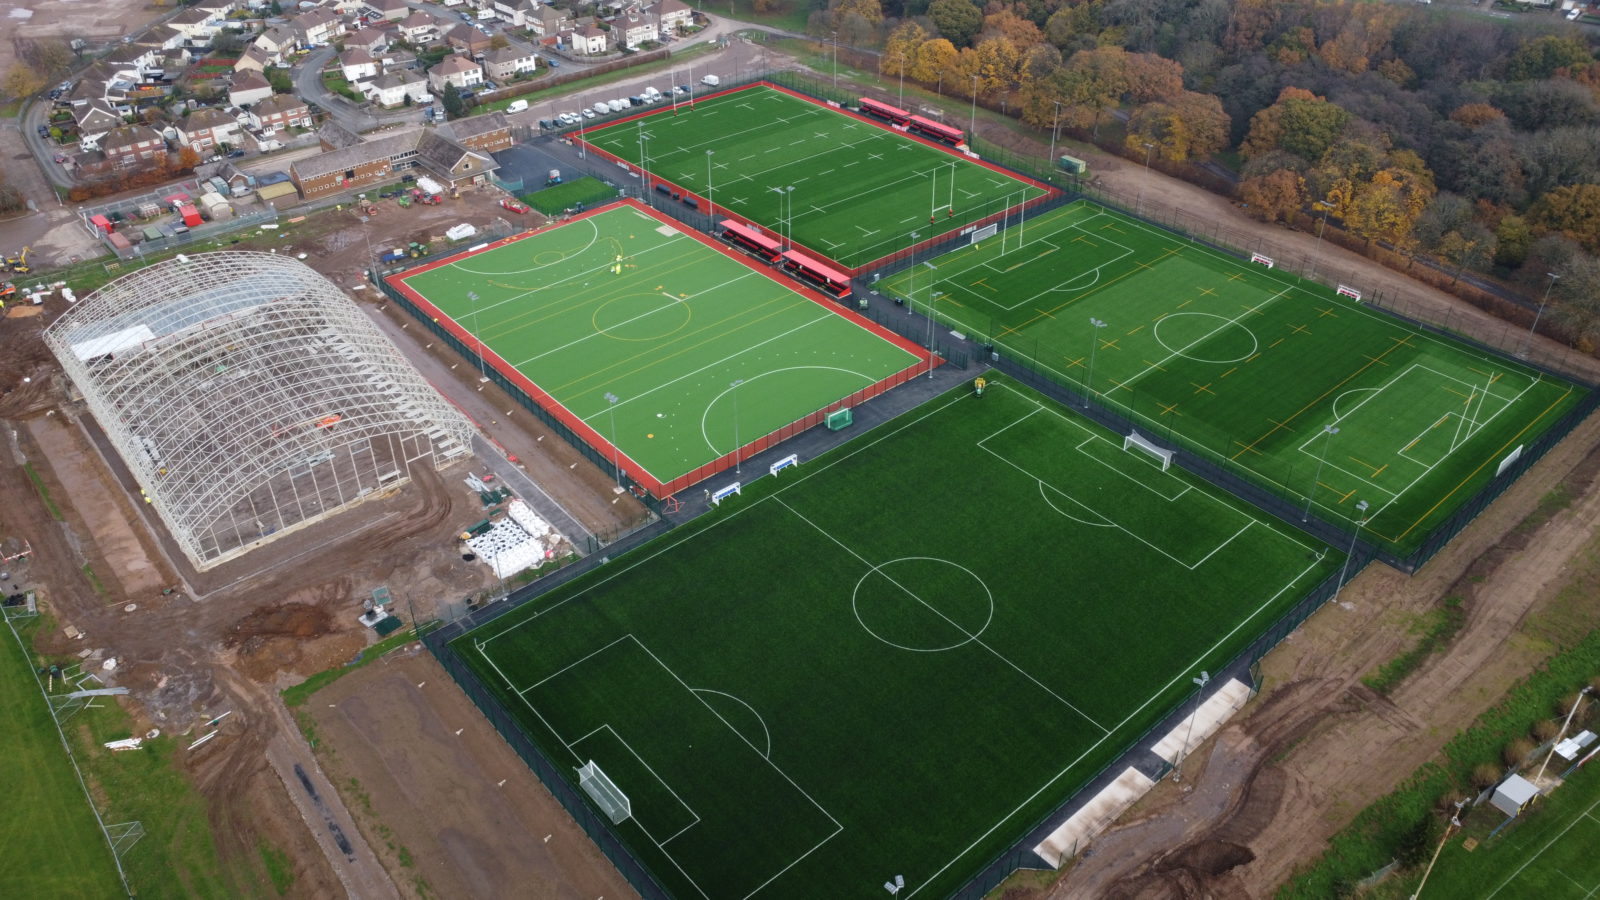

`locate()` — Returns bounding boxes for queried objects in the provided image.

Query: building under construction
[45,252,474,569]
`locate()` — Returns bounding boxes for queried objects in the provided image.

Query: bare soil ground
[0,0,157,76]
[307,646,637,900]
[0,183,647,898]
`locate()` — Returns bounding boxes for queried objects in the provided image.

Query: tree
[1055,46,1129,138]
[1240,87,1351,164]
[1495,215,1533,268]
[1122,52,1183,104]
[0,173,25,215]
[1239,169,1307,224]
[211,29,244,54]
[883,21,927,77]
[1531,183,1600,253]
[1,63,45,100]
[266,68,292,94]
[912,38,960,87]
[1550,253,1600,350]
[1125,91,1228,163]
[269,0,281,13]
[973,37,1028,95]
[928,0,983,48]
[442,81,466,119]
[490,34,510,51]
[1044,3,1098,52]
[1437,224,1495,284]
[981,6,1043,49]
[1507,34,1591,81]
[1344,165,1436,253]
[174,146,201,172]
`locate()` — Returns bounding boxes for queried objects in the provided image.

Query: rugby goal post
[577,760,631,824]
[1124,431,1173,471]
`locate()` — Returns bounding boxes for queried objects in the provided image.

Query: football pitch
[455,379,1342,899]
[882,200,1589,555]
[576,84,1052,271]
[388,201,926,495]
[1421,763,1600,899]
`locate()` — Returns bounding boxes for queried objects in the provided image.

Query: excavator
[2,247,29,275]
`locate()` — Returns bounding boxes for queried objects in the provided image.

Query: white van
[594,102,611,115]
[506,99,528,113]
[702,74,720,87]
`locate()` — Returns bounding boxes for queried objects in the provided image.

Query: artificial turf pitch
[881,200,1589,555]
[576,83,1051,271]
[388,200,926,493]
[456,378,1342,899]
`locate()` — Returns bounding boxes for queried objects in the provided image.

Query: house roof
[295,127,422,178]
[258,24,296,47]
[578,23,605,38]
[446,23,487,44]
[184,107,237,130]
[101,124,165,152]
[294,8,340,31]
[317,121,364,149]
[340,47,376,66]
[104,44,153,66]
[253,94,308,116]
[346,26,389,46]
[231,70,272,92]
[443,110,508,141]
[400,11,436,29]
[484,46,532,64]
[75,100,124,132]
[432,54,479,75]
[371,0,406,10]
[171,7,215,25]
[656,0,690,13]
[237,47,273,68]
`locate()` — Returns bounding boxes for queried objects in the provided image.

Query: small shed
[1555,730,1597,761]
[1491,774,1540,817]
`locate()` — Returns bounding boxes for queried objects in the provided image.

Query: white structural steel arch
[45,252,475,569]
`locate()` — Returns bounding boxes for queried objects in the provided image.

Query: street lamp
[603,392,622,489]
[1535,686,1594,784]
[1142,141,1155,175]
[1084,317,1108,405]
[1523,271,1560,358]
[1173,670,1211,783]
[1331,499,1369,606]
[1303,424,1340,521]
[729,379,744,474]
[467,291,487,381]
[1312,201,1338,275]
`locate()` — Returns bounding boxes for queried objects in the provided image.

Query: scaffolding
[45,252,475,569]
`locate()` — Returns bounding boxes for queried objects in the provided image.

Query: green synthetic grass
[881,201,1589,555]
[392,202,921,486]
[580,84,1050,269]
[518,176,619,215]
[1419,762,1600,899]
[0,620,124,899]
[455,378,1342,899]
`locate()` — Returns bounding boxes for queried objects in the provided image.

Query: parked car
[675,85,690,95]
[36,124,49,137]
[53,154,67,164]
[546,56,560,68]
[499,198,530,214]
[227,149,246,158]
[582,108,595,119]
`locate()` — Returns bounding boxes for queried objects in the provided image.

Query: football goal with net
[578,760,632,825]
[1124,431,1174,471]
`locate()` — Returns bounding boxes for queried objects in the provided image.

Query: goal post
[1123,431,1173,471]
[577,760,632,824]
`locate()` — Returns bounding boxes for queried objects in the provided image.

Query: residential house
[444,23,493,55]
[616,7,655,50]
[491,0,533,27]
[398,11,442,45]
[343,26,390,53]
[177,106,244,152]
[368,0,408,22]
[651,0,692,33]
[234,46,272,74]
[440,110,511,152]
[567,23,609,56]
[254,25,297,58]
[228,69,275,106]
[427,53,482,93]
[482,45,537,81]
[339,47,379,82]
[289,125,496,198]
[102,43,160,81]
[364,69,431,107]
[374,47,418,70]
[73,100,125,151]
[192,0,237,20]
[292,8,346,47]
[99,124,169,170]
[250,94,311,133]
[169,6,229,43]
[527,5,570,38]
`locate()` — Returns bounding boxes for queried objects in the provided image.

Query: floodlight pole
[1173,670,1211,783]
[467,291,487,381]
[706,150,714,217]
[1523,271,1560,358]
[604,392,622,489]
[1047,100,1063,169]
[1535,686,1593,784]
[906,233,921,313]
[1303,424,1340,521]
[920,260,937,377]
[831,31,838,90]
[969,74,979,139]
[898,51,906,107]
[730,379,743,474]
[1084,318,1107,405]
[637,125,650,207]
[785,185,795,249]
[1331,499,1369,606]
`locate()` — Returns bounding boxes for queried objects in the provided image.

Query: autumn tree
[1437,224,1496,284]
[980,5,1044,49]
[912,38,960,88]
[883,21,927,76]
[1124,91,1228,163]
[1122,52,1183,104]
[1044,3,1098,52]
[1507,34,1591,81]
[1344,165,1437,254]
[1239,169,1308,224]
[973,36,1029,95]
[1550,253,1600,350]
[1,63,45,101]
[1240,87,1352,164]
[1531,183,1600,253]
[1049,46,1129,137]
[830,0,884,29]
[928,0,983,48]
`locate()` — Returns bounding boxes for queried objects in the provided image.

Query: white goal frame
[1123,431,1173,471]
[578,759,632,824]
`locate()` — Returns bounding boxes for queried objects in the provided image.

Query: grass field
[389,200,926,494]
[519,176,619,215]
[577,84,1051,271]
[1421,763,1600,898]
[881,201,1589,555]
[0,617,123,899]
[455,378,1342,899]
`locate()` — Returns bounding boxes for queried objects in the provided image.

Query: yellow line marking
[1290,323,1311,335]
[1177,299,1192,309]
[1064,355,1086,369]
[1220,366,1238,379]
[1198,287,1216,296]
[1192,382,1215,396]
[1126,324,1146,336]
[1158,402,1181,417]
[1142,360,1167,372]
[1317,306,1338,318]
[1269,337,1285,348]
[1231,339,1411,460]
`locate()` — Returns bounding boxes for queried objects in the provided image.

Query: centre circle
[852,557,994,652]
[592,294,690,342]
[1152,312,1259,365]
